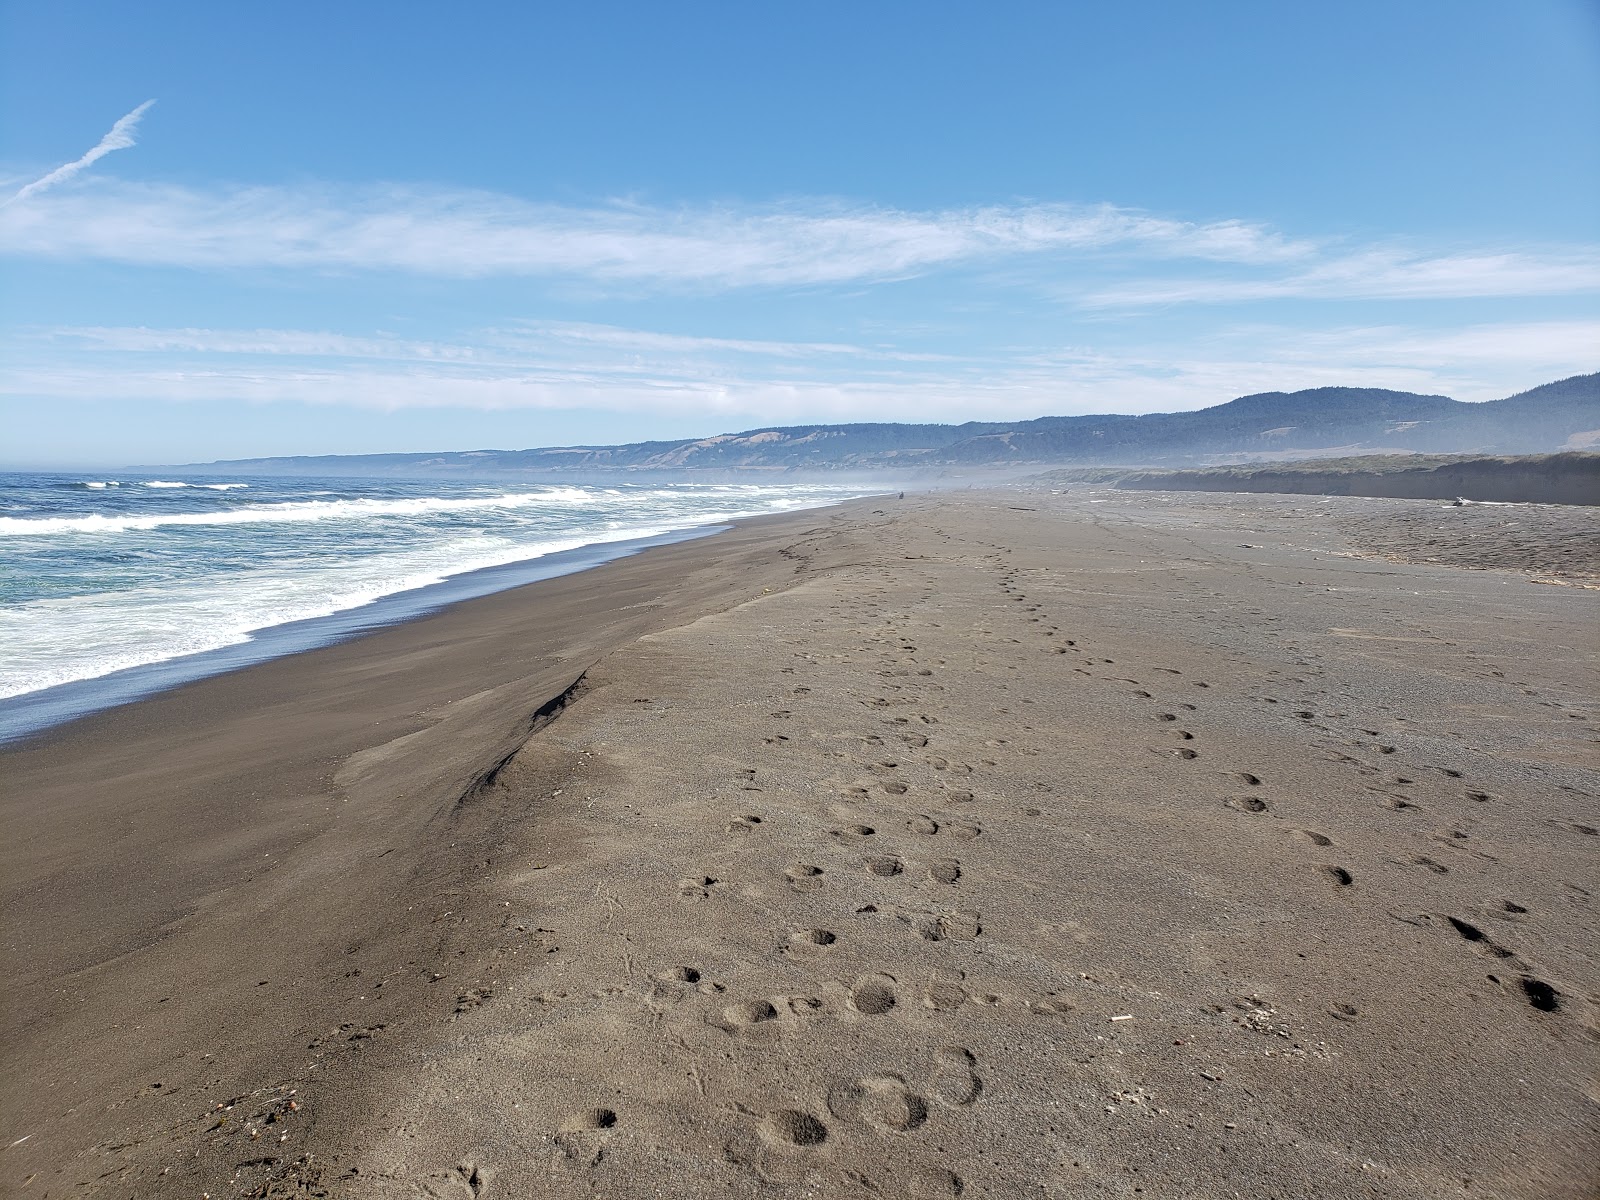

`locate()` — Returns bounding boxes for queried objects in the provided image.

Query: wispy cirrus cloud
[48,325,482,362]
[495,322,867,359]
[1083,247,1600,306]
[3,171,1593,306]
[3,101,156,207]
[45,322,905,365]
[0,178,1313,288]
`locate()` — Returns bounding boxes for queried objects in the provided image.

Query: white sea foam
[0,526,644,698]
[0,480,861,701]
[0,488,599,537]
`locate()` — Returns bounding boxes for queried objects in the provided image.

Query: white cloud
[1231,319,1600,372]
[3,170,1592,306]
[43,321,934,369]
[0,178,1313,288]
[1084,247,1600,305]
[493,322,868,359]
[49,325,476,361]
[3,101,155,207]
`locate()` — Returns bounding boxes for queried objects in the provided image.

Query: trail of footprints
[1239,760,1561,1011]
[402,527,1580,1198]
[997,553,1570,1017]
[577,567,998,1187]
[622,563,1121,1178]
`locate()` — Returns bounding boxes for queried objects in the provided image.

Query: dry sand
[2,489,1596,1199]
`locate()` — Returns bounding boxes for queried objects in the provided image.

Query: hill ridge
[185,373,1600,477]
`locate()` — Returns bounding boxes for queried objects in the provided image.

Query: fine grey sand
[2,490,1597,1198]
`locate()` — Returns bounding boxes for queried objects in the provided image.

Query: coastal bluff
[1114,452,1600,507]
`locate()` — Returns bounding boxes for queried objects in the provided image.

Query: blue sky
[2,1,1597,466]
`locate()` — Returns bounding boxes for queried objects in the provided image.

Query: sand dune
[2,491,1596,1198]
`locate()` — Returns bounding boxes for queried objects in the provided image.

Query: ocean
[0,471,869,737]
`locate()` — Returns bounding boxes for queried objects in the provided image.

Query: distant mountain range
[187,373,1599,478]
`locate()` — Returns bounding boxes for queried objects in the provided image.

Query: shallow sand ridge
[2,490,1597,1197]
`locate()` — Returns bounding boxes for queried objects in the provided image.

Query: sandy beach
[3,488,1597,1199]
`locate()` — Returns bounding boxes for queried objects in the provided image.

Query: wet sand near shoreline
[2,490,1596,1198]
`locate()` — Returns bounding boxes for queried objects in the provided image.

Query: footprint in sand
[922,976,968,1011]
[722,999,780,1029]
[758,1109,829,1147]
[418,1162,493,1198]
[827,1074,930,1132]
[560,1108,618,1132]
[789,928,837,948]
[849,974,899,1014]
[1446,916,1514,958]
[931,1045,983,1105]
[1519,977,1559,1012]
[866,855,905,877]
[909,1169,966,1199]
[930,910,982,941]
[785,864,825,891]
[679,874,727,899]
[929,859,961,884]
[1225,796,1269,814]
[831,823,877,841]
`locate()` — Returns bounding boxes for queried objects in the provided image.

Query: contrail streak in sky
[5,100,156,207]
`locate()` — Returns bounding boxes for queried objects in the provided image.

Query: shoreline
[0,523,732,747]
[0,495,876,746]
[0,494,894,1193]
[3,488,1595,1198]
